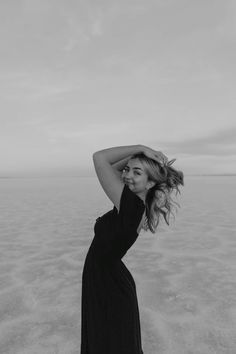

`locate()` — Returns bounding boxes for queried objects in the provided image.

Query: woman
[80,144,184,354]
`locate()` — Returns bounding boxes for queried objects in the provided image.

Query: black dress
[80,184,145,354]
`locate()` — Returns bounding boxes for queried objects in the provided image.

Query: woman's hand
[141,145,169,165]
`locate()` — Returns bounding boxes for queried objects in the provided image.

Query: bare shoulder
[93,153,124,212]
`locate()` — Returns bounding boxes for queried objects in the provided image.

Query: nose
[124,174,134,182]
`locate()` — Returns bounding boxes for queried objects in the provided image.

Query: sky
[1,0,236,177]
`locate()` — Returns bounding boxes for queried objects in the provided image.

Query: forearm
[93,145,143,165]
[111,156,133,172]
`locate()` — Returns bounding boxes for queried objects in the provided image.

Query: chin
[125,183,134,190]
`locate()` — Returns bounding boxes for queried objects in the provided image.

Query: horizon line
[0,173,236,179]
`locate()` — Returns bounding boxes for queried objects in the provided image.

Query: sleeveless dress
[80,184,145,354]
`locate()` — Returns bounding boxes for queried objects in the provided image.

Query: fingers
[143,147,169,165]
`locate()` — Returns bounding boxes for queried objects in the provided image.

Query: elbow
[92,151,103,162]
[93,151,99,159]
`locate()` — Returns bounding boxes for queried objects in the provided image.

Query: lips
[125,181,133,186]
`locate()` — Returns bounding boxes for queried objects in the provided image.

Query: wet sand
[0,176,235,353]
[128,224,236,354]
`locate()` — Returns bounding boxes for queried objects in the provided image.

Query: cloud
[158,127,236,156]
[45,121,129,144]
[62,3,104,53]
[63,17,90,52]
[0,0,235,176]
[0,71,80,101]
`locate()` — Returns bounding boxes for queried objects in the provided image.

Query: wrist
[139,144,147,154]
[139,144,145,152]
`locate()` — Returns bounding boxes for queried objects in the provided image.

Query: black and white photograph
[0,0,236,353]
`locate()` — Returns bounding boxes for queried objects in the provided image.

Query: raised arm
[111,156,133,174]
[93,145,143,211]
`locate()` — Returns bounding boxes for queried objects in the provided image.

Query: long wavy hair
[130,153,184,233]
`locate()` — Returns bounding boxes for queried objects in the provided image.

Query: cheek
[136,177,146,185]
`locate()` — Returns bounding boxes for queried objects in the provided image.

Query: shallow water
[0,176,235,353]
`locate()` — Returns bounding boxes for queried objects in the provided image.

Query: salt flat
[0,176,235,353]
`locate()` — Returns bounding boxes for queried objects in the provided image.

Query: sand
[0,176,235,353]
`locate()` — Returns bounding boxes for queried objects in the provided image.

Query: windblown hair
[130,153,184,233]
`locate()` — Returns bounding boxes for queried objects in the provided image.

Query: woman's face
[121,158,154,197]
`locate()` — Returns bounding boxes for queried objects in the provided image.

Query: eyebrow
[125,166,143,171]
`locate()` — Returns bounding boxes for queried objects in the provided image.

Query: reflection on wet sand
[0,176,235,353]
